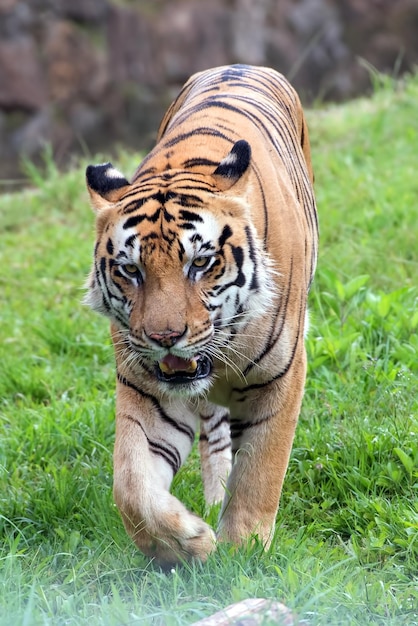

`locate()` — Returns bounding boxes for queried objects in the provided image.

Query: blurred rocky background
[0,0,417,184]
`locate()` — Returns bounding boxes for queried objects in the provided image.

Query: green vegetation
[1,74,417,625]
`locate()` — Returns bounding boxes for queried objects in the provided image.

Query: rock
[0,36,47,110]
[11,108,52,157]
[57,0,109,22]
[0,1,33,38]
[156,0,230,83]
[232,0,270,65]
[191,598,297,626]
[0,0,417,181]
[106,5,162,87]
[44,20,108,103]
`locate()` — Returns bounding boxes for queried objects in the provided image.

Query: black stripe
[123,213,148,229]
[96,257,127,326]
[200,411,230,433]
[218,225,232,247]
[106,238,114,255]
[124,234,137,248]
[124,414,181,474]
[210,443,231,454]
[148,440,181,474]
[203,435,225,447]
[244,226,258,291]
[117,372,195,441]
[164,127,230,149]
[179,209,203,223]
[183,157,219,169]
[199,436,230,456]
[120,196,149,214]
[212,244,245,296]
[230,416,270,438]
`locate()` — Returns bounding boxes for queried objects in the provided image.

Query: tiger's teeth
[159,361,174,374]
[187,359,198,373]
[158,358,198,374]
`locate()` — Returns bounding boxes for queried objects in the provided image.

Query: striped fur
[85,64,318,566]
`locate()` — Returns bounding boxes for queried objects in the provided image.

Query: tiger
[84,64,318,566]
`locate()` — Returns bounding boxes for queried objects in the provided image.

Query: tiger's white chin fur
[156,376,214,398]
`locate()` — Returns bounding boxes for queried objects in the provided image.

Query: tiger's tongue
[159,354,197,373]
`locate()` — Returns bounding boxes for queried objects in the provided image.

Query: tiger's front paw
[147,515,216,567]
[117,494,216,567]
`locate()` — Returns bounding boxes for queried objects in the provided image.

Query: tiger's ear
[212,140,251,191]
[86,162,131,211]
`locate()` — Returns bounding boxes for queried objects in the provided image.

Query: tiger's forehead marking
[120,170,216,215]
[104,169,241,269]
[113,196,225,267]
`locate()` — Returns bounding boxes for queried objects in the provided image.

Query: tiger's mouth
[156,354,212,384]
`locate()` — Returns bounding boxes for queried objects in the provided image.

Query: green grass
[1,73,417,625]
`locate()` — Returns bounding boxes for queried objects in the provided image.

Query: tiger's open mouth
[156,354,212,384]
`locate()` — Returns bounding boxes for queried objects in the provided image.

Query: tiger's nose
[146,329,186,348]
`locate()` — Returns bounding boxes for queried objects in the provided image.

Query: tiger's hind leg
[199,403,232,506]
[113,376,215,566]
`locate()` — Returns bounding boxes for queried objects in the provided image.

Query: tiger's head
[85,141,275,395]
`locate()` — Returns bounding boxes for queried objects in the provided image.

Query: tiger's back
[85,64,318,565]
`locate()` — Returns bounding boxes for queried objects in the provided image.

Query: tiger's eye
[192,257,210,269]
[123,264,139,275]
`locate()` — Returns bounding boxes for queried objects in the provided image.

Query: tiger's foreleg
[217,346,307,548]
[198,403,232,506]
[112,377,215,566]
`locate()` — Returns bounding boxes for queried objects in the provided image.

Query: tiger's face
[85,146,274,395]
